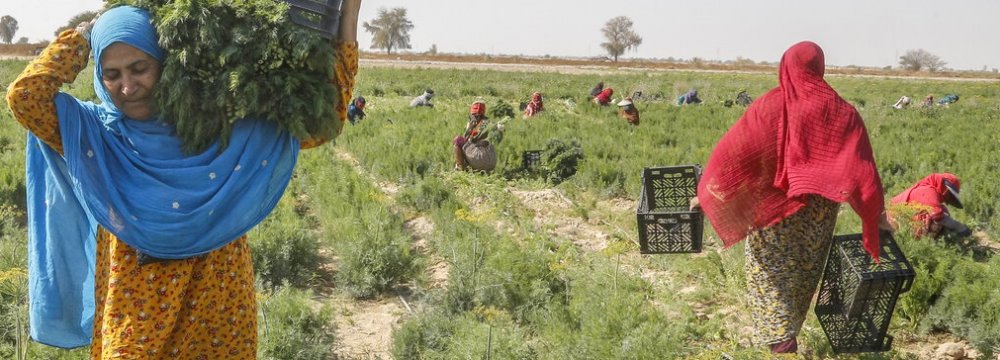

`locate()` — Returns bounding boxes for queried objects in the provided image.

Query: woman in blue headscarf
[6,2,361,358]
[677,89,702,105]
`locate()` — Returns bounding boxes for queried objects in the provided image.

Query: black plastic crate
[522,150,542,169]
[635,165,703,254]
[284,0,342,39]
[815,232,915,353]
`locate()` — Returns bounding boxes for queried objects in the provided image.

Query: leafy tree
[53,10,99,36]
[0,15,18,44]
[363,7,413,54]
[15,37,28,44]
[600,16,642,63]
[899,49,946,72]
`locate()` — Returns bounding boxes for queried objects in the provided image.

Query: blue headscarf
[26,6,299,348]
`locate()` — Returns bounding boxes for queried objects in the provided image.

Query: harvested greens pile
[106,0,339,152]
[540,138,583,185]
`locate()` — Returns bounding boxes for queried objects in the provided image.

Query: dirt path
[335,150,400,197]
[324,147,447,359]
[510,188,612,252]
[331,294,407,360]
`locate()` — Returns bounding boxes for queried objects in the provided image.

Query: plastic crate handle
[283,0,342,39]
[878,230,915,293]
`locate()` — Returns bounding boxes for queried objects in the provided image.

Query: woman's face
[100,43,162,120]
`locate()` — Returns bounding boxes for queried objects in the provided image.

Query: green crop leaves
[107,0,338,153]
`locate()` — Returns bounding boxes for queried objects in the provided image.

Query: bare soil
[360,55,1000,82]
[331,293,406,360]
[511,188,611,252]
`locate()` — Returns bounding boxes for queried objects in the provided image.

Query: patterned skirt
[90,229,258,359]
[744,195,839,345]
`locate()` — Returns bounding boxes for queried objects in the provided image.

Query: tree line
[0,9,955,72]
[361,7,950,71]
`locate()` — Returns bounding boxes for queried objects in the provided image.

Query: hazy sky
[7,0,999,70]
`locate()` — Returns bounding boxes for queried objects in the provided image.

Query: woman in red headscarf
[691,41,892,354]
[453,100,503,172]
[523,92,544,118]
[890,173,971,238]
[592,87,614,106]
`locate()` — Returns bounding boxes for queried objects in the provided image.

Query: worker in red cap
[592,87,614,106]
[890,173,971,238]
[453,100,502,172]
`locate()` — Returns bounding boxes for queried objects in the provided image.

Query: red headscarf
[697,41,885,259]
[596,88,614,105]
[890,173,961,218]
[470,101,486,116]
[524,92,544,117]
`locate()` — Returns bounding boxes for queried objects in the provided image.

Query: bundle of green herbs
[106,0,339,152]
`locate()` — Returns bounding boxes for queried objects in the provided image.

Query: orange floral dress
[5,29,357,359]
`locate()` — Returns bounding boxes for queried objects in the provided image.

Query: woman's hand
[74,5,105,41]
[75,17,98,41]
[878,211,896,232]
[689,197,701,211]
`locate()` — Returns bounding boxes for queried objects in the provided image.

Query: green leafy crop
[106,0,339,153]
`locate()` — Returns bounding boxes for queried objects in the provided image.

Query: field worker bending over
[937,93,960,107]
[921,95,935,108]
[691,41,892,354]
[617,97,640,125]
[523,92,544,118]
[593,87,614,106]
[410,88,435,108]
[890,173,971,238]
[453,101,505,172]
[5,1,362,356]
[589,81,605,98]
[677,89,702,105]
[735,88,753,106]
[892,95,911,109]
[348,96,366,124]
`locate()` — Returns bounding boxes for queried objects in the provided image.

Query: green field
[1,59,999,359]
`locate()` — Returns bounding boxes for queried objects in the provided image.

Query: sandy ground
[332,294,406,360]
[360,58,1000,82]
[0,55,34,60]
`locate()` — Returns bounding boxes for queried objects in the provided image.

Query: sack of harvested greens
[105,0,347,153]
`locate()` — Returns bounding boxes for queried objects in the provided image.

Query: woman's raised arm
[5,29,92,154]
[301,0,362,149]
